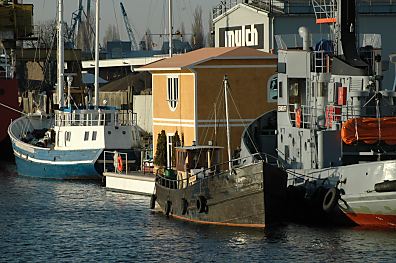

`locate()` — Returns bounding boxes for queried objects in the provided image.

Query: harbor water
[1,162,396,262]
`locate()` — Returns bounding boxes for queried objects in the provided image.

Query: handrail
[155,151,280,190]
[103,150,129,174]
[54,110,136,127]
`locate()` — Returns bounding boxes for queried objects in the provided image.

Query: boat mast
[224,75,232,174]
[168,0,173,57]
[94,0,100,108]
[57,0,64,108]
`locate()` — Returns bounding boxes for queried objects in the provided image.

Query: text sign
[219,24,264,49]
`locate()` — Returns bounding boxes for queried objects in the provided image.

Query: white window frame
[166,75,179,111]
[267,74,278,102]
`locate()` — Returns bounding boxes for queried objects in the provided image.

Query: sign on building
[219,24,264,49]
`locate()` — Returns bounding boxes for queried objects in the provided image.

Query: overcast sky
[27,0,218,46]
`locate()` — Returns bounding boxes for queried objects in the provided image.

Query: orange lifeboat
[341,117,396,145]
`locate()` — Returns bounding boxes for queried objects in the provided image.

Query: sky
[26,0,218,47]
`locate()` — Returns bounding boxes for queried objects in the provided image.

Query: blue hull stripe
[12,142,103,179]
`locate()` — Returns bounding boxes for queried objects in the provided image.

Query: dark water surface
[1,162,396,263]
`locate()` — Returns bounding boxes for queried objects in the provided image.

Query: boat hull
[287,160,396,228]
[339,191,396,228]
[154,162,287,228]
[12,140,102,180]
[14,154,99,179]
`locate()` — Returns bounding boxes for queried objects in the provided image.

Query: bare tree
[140,28,153,51]
[76,13,95,52]
[207,11,215,47]
[34,19,57,49]
[191,6,205,50]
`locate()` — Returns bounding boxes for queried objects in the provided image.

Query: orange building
[137,47,277,168]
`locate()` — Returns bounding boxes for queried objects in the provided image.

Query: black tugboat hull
[155,161,287,228]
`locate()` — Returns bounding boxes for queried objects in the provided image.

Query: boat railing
[289,103,396,129]
[54,110,136,127]
[156,152,279,190]
[275,33,332,50]
[103,150,129,174]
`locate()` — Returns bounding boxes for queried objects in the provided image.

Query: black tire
[196,196,207,213]
[165,200,172,217]
[181,198,188,215]
[323,187,340,213]
[150,194,156,209]
[375,180,396,192]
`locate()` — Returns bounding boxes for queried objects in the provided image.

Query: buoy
[296,108,302,128]
[117,155,123,173]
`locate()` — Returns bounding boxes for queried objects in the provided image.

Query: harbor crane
[120,2,139,50]
[66,0,83,48]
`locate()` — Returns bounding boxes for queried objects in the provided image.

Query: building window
[167,76,179,111]
[92,131,97,141]
[84,131,89,141]
[268,75,278,102]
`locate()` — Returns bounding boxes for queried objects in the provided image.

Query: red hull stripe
[345,212,396,228]
[171,214,265,228]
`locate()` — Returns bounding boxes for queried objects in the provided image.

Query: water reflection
[1,162,396,262]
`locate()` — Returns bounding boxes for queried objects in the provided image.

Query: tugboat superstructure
[275,0,396,227]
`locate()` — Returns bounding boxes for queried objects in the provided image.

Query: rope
[227,83,261,155]
[0,102,26,115]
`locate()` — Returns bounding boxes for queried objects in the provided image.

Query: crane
[65,0,83,48]
[120,2,139,50]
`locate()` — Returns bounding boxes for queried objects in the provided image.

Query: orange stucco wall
[152,71,196,158]
[151,57,278,166]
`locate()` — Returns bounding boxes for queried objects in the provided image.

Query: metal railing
[289,103,396,130]
[103,150,129,174]
[54,110,136,127]
[155,152,279,190]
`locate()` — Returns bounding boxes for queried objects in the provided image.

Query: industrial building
[212,0,396,89]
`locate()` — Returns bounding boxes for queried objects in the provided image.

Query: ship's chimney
[298,26,310,51]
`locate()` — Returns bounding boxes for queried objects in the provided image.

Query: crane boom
[120,2,138,50]
[66,0,83,48]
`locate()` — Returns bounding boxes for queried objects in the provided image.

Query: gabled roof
[136,47,277,71]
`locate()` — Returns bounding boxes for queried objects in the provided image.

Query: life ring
[196,195,207,213]
[150,194,157,209]
[181,198,188,215]
[296,108,302,128]
[322,187,340,213]
[117,155,123,172]
[165,200,172,217]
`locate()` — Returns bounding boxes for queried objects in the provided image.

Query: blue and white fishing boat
[8,0,140,179]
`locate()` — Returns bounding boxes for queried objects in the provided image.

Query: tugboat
[8,0,140,179]
[272,0,396,227]
[152,76,287,228]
